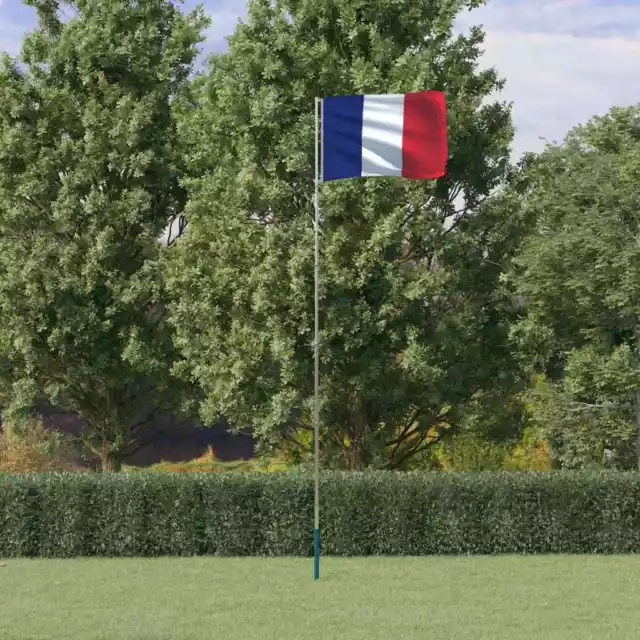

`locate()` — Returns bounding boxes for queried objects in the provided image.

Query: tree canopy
[165,0,525,469]
[0,0,208,470]
[510,105,640,469]
[0,0,637,474]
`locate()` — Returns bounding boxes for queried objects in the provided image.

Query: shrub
[503,436,552,471]
[121,447,293,473]
[430,437,509,471]
[428,429,552,472]
[0,420,78,473]
[1,470,640,557]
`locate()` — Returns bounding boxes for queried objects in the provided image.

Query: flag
[321,91,447,182]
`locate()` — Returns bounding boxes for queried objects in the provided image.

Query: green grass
[1,556,640,639]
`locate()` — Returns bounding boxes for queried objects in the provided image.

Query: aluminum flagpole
[313,96,322,581]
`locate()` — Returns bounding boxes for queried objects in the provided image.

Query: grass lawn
[1,555,640,639]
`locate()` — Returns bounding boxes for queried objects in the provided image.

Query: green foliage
[0,418,78,472]
[428,436,509,471]
[422,426,551,471]
[3,471,640,557]
[121,447,292,473]
[166,0,523,470]
[524,373,636,470]
[0,0,208,470]
[509,105,640,468]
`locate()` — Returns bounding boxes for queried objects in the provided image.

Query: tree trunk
[101,455,122,472]
[345,394,369,470]
[101,439,122,472]
[346,439,364,470]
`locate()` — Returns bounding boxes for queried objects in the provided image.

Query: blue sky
[1,0,639,158]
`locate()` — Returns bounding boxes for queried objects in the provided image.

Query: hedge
[2,470,640,557]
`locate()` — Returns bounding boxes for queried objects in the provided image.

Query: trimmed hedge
[2,470,640,557]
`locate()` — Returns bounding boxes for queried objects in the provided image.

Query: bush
[428,429,552,472]
[121,447,292,474]
[0,420,78,473]
[1,471,640,557]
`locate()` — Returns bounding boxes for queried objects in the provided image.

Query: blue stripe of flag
[322,95,364,181]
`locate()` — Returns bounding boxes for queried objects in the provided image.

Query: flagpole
[313,96,322,581]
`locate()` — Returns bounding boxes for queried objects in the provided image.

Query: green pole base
[313,528,320,580]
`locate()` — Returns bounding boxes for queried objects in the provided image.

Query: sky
[1,0,639,159]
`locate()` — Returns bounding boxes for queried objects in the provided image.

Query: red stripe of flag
[401,91,448,180]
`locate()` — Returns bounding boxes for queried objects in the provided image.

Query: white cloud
[458,0,640,38]
[202,0,640,159]
[456,0,640,157]
[2,0,640,162]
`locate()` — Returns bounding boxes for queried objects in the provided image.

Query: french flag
[321,91,448,182]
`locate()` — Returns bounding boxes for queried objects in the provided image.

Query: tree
[0,0,208,471]
[166,0,523,469]
[510,105,640,469]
